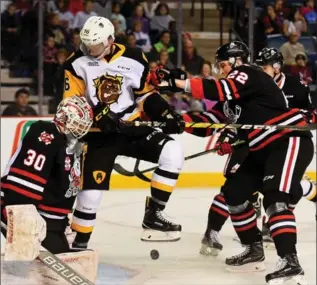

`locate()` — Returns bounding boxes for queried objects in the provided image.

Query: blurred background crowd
[1,0,316,116]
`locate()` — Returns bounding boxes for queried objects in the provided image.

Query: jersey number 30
[24,149,46,171]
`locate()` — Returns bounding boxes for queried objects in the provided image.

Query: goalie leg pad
[4,204,46,261]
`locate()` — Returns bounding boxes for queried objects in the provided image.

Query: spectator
[141,0,160,19]
[169,93,190,113]
[127,33,138,49]
[56,0,75,30]
[111,2,127,33]
[274,0,290,19]
[132,20,151,53]
[45,13,66,48]
[43,35,58,96]
[149,60,158,72]
[150,3,174,33]
[1,3,21,63]
[158,50,174,69]
[289,52,313,85]
[93,0,112,19]
[283,8,307,37]
[121,0,140,19]
[129,4,149,34]
[112,19,127,45]
[69,0,84,15]
[300,0,316,17]
[2,88,37,117]
[72,0,97,30]
[66,29,81,54]
[182,41,205,75]
[154,30,175,54]
[263,4,284,35]
[47,0,58,12]
[200,61,213,79]
[280,33,306,65]
[53,48,69,109]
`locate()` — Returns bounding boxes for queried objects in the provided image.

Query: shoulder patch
[38,131,55,145]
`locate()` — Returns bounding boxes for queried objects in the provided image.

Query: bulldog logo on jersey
[93,171,106,184]
[65,155,81,198]
[93,73,123,105]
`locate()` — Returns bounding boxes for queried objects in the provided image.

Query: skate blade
[226,261,266,273]
[199,244,221,256]
[263,241,276,251]
[141,229,181,242]
[267,274,308,285]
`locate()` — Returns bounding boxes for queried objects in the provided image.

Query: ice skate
[265,254,307,285]
[141,196,181,242]
[226,241,265,272]
[200,229,223,256]
[262,216,275,250]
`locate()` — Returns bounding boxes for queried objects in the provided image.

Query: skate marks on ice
[90,190,316,285]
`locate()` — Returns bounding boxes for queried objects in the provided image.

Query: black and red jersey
[1,121,82,220]
[189,65,310,151]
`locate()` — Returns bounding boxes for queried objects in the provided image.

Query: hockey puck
[150,249,159,260]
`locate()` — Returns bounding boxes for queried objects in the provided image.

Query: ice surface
[1,189,316,285]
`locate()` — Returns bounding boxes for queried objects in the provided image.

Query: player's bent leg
[71,190,103,249]
[142,139,184,242]
[301,176,316,202]
[200,191,227,256]
[224,201,265,272]
[263,192,306,285]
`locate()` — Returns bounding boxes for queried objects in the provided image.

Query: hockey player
[197,47,317,255]
[63,16,185,249]
[1,96,93,254]
[156,41,314,284]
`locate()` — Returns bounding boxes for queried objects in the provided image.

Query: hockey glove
[300,109,317,124]
[215,142,233,156]
[161,107,185,134]
[215,128,238,156]
[156,68,187,93]
[93,103,121,134]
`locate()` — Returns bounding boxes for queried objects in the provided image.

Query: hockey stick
[123,121,316,131]
[1,221,95,285]
[114,140,246,182]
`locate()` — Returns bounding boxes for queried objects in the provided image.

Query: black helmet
[215,41,251,66]
[255,47,284,69]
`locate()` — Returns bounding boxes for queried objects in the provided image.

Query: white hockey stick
[1,221,95,285]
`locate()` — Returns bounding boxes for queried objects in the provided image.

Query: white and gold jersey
[63,44,155,121]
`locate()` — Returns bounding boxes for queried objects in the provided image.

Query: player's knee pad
[158,139,184,173]
[227,200,249,214]
[262,191,289,212]
[265,202,288,218]
[75,189,103,214]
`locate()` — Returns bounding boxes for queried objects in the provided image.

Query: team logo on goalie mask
[93,73,123,105]
[93,171,106,184]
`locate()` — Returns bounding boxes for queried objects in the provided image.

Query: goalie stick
[1,221,95,285]
[114,140,246,182]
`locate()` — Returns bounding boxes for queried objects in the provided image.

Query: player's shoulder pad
[26,121,63,145]
[121,45,148,66]
[65,49,85,65]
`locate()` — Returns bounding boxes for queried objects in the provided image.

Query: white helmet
[80,16,115,58]
[54,96,93,139]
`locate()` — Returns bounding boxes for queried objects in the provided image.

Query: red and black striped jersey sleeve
[2,121,59,207]
[189,66,259,102]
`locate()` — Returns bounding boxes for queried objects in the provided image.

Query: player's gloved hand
[93,103,121,133]
[300,109,317,124]
[162,107,185,134]
[215,142,233,156]
[156,68,187,93]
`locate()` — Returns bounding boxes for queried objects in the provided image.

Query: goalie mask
[213,41,250,76]
[54,96,93,139]
[80,16,115,59]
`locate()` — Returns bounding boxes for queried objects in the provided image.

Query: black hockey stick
[1,221,95,285]
[114,140,246,182]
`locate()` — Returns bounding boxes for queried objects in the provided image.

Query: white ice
[1,189,316,285]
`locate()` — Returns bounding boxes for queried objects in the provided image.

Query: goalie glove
[93,103,121,134]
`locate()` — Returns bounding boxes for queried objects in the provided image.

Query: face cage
[66,113,92,139]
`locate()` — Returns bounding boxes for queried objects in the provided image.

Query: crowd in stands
[1,0,316,116]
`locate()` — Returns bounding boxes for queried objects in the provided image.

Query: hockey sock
[301,179,316,202]
[268,209,297,257]
[207,193,229,232]
[230,202,262,244]
[151,168,179,210]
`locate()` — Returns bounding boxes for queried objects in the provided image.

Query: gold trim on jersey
[151,180,174,193]
[63,70,86,98]
[102,44,126,64]
[134,82,156,96]
[80,144,88,190]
